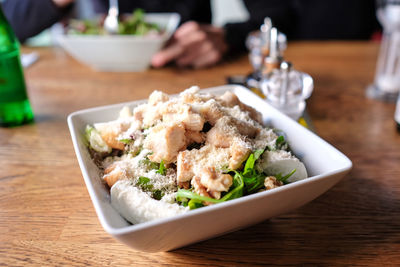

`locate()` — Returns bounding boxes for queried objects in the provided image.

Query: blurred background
[24,0,250,46]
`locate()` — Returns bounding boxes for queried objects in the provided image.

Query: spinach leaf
[176,150,270,209]
[136,176,165,200]
[139,158,159,170]
[136,176,153,191]
[176,195,188,206]
[243,149,264,175]
[240,150,266,193]
[275,169,296,184]
[156,160,166,175]
[119,138,134,144]
[188,199,204,209]
[243,153,255,175]
[176,170,245,209]
[242,173,266,194]
[176,189,222,204]
[152,189,164,200]
[275,135,289,151]
[253,149,264,160]
[220,171,244,201]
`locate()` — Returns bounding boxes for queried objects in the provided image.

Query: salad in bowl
[58,9,180,71]
[84,86,308,225]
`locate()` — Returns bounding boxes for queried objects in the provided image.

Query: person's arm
[151,0,293,68]
[224,0,293,54]
[151,21,227,69]
[1,0,74,43]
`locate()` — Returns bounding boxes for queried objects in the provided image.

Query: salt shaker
[260,61,314,120]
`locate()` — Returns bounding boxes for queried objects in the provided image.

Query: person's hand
[151,21,228,69]
[52,0,74,8]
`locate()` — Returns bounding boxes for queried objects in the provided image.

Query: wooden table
[1,42,399,266]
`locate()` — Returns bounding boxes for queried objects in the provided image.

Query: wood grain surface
[1,42,399,266]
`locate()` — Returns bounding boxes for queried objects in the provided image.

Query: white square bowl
[58,13,180,72]
[67,85,352,252]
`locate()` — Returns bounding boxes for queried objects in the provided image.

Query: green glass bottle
[0,6,34,127]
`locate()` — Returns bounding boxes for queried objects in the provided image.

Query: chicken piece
[185,130,205,144]
[133,94,168,128]
[208,190,221,200]
[191,176,213,198]
[143,106,163,128]
[148,90,169,106]
[118,106,133,119]
[206,125,232,148]
[264,176,283,190]
[199,167,233,193]
[242,105,263,125]
[160,100,178,115]
[181,91,202,104]
[218,91,263,124]
[133,104,145,122]
[144,122,186,164]
[206,116,259,149]
[180,86,213,103]
[178,148,232,200]
[176,151,194,183]
[177,145,230,185]
[94,121,130,150]
[191,170,229,201]
[103,163,125,187]
[219,114,260,139]
[206,116,254,170]
[178,181,190,189]
[182,112,204,132]
[233,118,260,138]
[132,103,163,128]
[162,103,205,132]
[218,91,241,107]
[200,100,224,125]
[229,138,251,170]
[206,116,238,148]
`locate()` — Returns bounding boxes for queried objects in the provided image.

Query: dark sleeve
[1,0,72,43]
[224,0,293,54]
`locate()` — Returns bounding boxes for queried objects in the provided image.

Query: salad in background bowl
[68,9,162,36]
[58,10,180,72]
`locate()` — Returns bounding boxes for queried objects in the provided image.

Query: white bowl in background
[58,13,180,72]
[67,85,352,252]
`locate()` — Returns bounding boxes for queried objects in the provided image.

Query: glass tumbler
[367,0,400,101]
